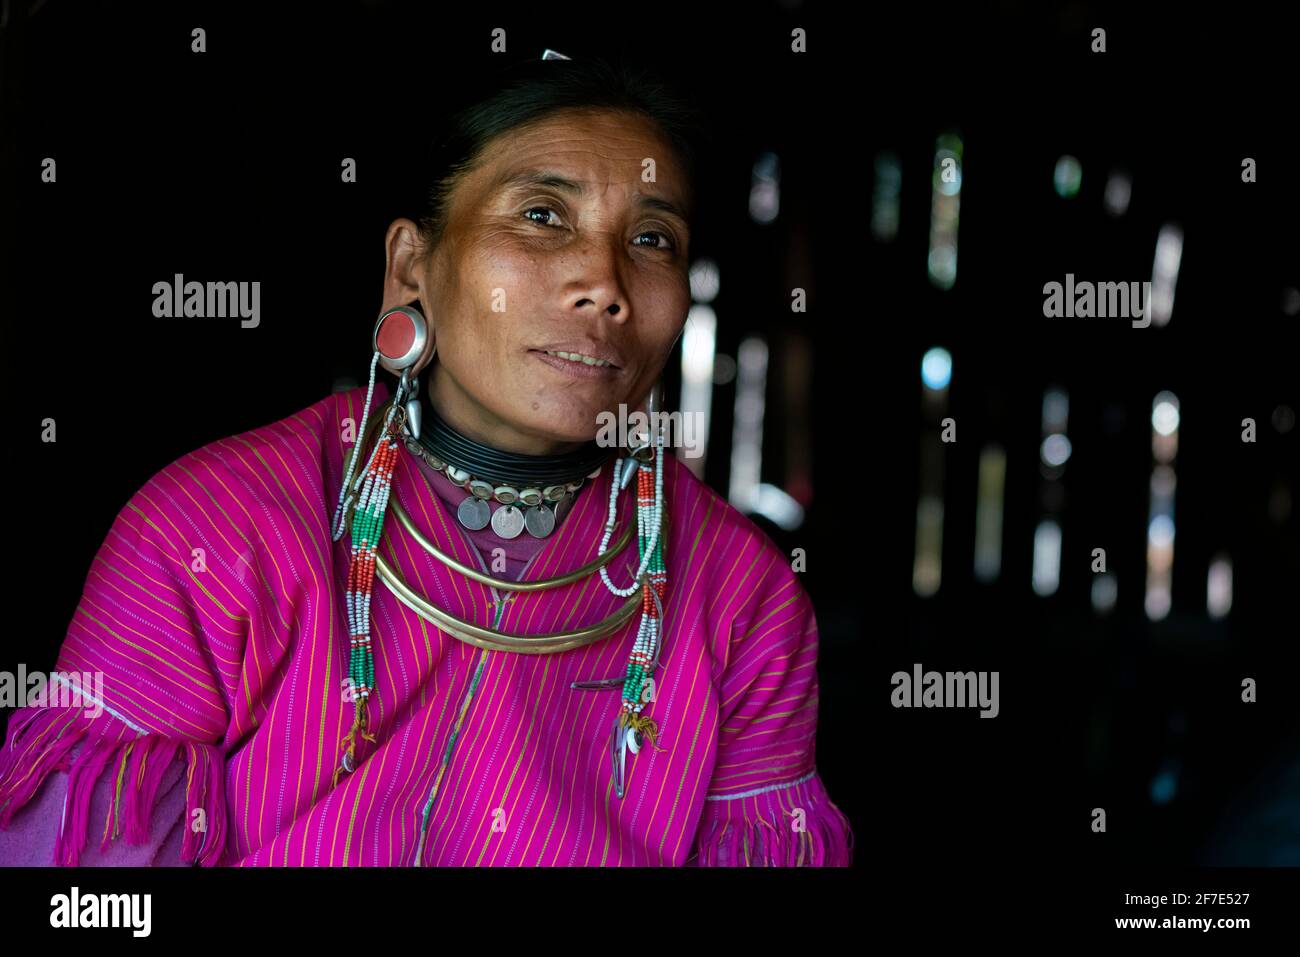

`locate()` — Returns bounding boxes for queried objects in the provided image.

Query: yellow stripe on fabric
[404,455,475,623]
[722,710,818,740]
[476,655,555,866]
[300,389,360,862]
[93,538,190,607]
[89,545,241,642]
[715,748,806,770]
[495,514,606,865]
[654,645,710,865]
[220,431,329,859]
[705,534,765,622]
[173,459,293,633]
[516,555,619,865]
[548,592,633,866]
[127,496,245,623]
[653,483,725,864]
[56,650,204,739]
[68,606,222,698]
[224,436,331,573]
[712,758,811,784]
[79,590,234,675]
[503,479,630,865]
[481,463,613,882]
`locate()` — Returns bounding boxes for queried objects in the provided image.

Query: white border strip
[51,672,147,735]
[704,768,817,801]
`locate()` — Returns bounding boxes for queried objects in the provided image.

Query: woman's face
[383,108,693,454]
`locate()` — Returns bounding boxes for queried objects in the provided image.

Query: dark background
[3,0,1298,890]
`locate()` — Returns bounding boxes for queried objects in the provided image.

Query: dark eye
[523,206,563,228]
[634,229,677,251]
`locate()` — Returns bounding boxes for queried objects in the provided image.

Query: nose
[565,234,631,323]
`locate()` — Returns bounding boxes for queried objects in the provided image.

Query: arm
[687,542,853,866]
[0,454,243,866]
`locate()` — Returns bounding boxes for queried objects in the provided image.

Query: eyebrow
[491,168,690,224]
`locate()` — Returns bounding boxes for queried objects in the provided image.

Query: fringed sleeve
[0,454,243,866]
[689,770,854,866]
[687,543,854,866]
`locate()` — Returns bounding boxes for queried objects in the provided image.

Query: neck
[426,364,584,456]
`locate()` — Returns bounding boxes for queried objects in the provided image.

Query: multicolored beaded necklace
[594,450,668,798]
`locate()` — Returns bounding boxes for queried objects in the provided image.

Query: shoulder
[660,451,811,640]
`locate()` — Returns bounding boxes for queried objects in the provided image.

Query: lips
[529,349,623,379]
[529,344,625,369]
[539,349,615,368]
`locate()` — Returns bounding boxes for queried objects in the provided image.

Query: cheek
[472,247,547,336]
[443,251,536,356]
[639,279,691,351]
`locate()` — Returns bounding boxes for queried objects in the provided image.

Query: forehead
[468,109,691,210]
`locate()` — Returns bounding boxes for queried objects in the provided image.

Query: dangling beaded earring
[329,303,433,786]
[586,383,669,798]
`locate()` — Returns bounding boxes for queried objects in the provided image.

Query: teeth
[545,350,611,367]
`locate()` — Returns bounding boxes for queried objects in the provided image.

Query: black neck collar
[414,401,612,488]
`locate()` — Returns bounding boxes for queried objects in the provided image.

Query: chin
[536,407,603,443]
[520,397,607,444]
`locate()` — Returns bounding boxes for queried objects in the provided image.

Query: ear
[381,218,437,375]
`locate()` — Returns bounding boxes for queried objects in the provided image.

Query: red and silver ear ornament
[329,303,433,542]
[373,303,432,441]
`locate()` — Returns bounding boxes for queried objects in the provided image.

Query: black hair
[413,55,709,255]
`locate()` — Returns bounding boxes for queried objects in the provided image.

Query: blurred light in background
[1040,388,1070,473]
[751,483,805,531]
[1149,224,1183,326]
[921,346,953,391]
[1043,386,1069,433]
[1207,553,1233,620]
[1273,404,1295,433]
[1145,392,1180,620]
[1034,386,1068,594]
[1282,286,1300,317]
[689,258,720,303]
[749,152,780,224]
[871,151,902,242]
[1053,155,1082,199]
[711,353,736,385]
[914,496,944,597]
[1091,571,1118,614]
[974,444,1006,582]
[927,133,963,290]
[1040,386,1072,476]
[1032,520,1062,596]
[679,305,716,478]
[914,346,951,596]
[1041,433,1072,468]
[1150,760,1179,805]
[1104,168,1132,217]
[728,336,766,511]
[1152,390,1180,462]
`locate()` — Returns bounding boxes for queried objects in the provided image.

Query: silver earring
[373,303,434,441]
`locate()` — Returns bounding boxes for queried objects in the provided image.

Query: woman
[0,54,853,866]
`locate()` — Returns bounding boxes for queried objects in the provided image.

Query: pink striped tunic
[0,381,853,866]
